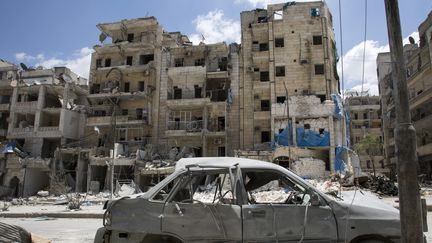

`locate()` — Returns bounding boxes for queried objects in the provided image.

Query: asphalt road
[1,214,432,242]
[0,217,102,243]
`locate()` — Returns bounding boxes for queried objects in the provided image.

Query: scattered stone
[37,190,49,197]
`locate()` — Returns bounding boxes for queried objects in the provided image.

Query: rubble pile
[292,158,327,179]
[251,190,291,203]
[366,175,398,196]
[307,179,341,194]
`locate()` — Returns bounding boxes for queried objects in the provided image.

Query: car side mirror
[310,192,321,206]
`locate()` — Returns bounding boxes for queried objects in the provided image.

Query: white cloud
[340,31,419,96]
[14,47,92,79]
[235,0,328,8]
[15,52,35,62]
[189,10,240,45]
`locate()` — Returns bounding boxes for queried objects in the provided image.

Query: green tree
[355,134,383,177]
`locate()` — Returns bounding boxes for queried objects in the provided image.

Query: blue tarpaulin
[274,122,293,146]
[1,142,16,154]
[330,94,343,119]
[335,146,348,172]
[296,127,330,147]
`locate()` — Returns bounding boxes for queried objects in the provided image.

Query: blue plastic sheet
[296,127,330,147]
[1,142,16,154]
[330,94,343,119]
[274,122,293,146]
[335,146,348,172]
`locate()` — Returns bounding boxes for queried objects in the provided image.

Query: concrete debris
[37,190,49,197]
[252,190,291,203]
[117,184,135,197]
[291,157,327,179]
[366,175,398,196]
[307,179,341,194]
[0,201,9,211]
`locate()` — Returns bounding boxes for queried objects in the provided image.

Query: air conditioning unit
[254,94,260,99]
[213,138,223,145]
[186,51,192,56]
[247,66,254,72]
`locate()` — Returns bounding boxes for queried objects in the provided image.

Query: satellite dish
[99,32,107,43]
[409,36,415,44]
[20,63,28,70]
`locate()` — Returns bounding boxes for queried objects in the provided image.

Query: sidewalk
[0,204,105,219]
[380,195,432,211]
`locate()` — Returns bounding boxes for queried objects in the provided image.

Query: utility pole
[384,0,423,242]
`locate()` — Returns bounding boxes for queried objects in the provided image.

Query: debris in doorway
[37,190,49,197]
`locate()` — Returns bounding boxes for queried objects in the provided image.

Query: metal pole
[384,0,423,241]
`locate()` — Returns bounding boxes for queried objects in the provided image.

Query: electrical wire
[338,0,345,98]
[360,0,368,98]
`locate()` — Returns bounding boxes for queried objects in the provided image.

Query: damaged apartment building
[1,66,88,197]
[85,17,240,192]
[237,1,347,178]
[2,1,348,197]
[345,93,386,175]
[378,11,432,178]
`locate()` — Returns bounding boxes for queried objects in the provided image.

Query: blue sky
[1,0,431,94]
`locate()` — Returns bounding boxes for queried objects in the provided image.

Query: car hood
[333,190,399,218]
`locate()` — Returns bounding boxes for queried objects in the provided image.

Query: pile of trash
[366,175,398,196]
[307,179,341,195]
[251,189,291,203]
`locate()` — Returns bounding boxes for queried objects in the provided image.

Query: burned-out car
[95,157,402,243]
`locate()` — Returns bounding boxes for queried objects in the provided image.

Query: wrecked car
[95,157,402,243]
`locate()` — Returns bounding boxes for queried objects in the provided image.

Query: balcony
[348,104,380,111]
[418,143,432,157]
[207,70,229,79]
[414,114,432,129]
[15,101,38,112]
[410,86,432,109]
[165,120,203,137]
[87,115,148,127]
[38,126,61,138]
[0,103,9,111]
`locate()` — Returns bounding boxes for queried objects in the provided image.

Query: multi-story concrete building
[0,60,17,143]
[378,11,432,178]
[238,1,345,174]
[85,17,241,191]
[2,66,88,197]
[345,94,386,174]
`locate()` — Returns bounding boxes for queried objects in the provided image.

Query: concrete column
[62,83,70,109]
[203,105,208,156]
[86,164,92,192]
[34,86,46,131]
[7,88,19,135]
[292,117,297,146]
[328,116,335,172]
[75,151,88,192]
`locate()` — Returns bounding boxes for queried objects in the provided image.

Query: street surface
[0,217,101,243]
[1,214,432,242]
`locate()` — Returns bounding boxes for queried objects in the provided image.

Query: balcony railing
[167,120,203,132]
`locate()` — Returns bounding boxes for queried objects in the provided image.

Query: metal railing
[167,120,203,132]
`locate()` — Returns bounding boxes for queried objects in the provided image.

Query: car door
[161,168,242,242]
[241,169,337,242]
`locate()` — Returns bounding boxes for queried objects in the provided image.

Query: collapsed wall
[291,157,327,179]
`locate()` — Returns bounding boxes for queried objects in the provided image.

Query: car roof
[175,157,284,171]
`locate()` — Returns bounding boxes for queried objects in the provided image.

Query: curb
[0,212,103,219]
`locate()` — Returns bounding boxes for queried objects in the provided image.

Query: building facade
[345,94,386,174]
[378,11,432,178]
[1,66,87,197]
[238,1,345,174]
